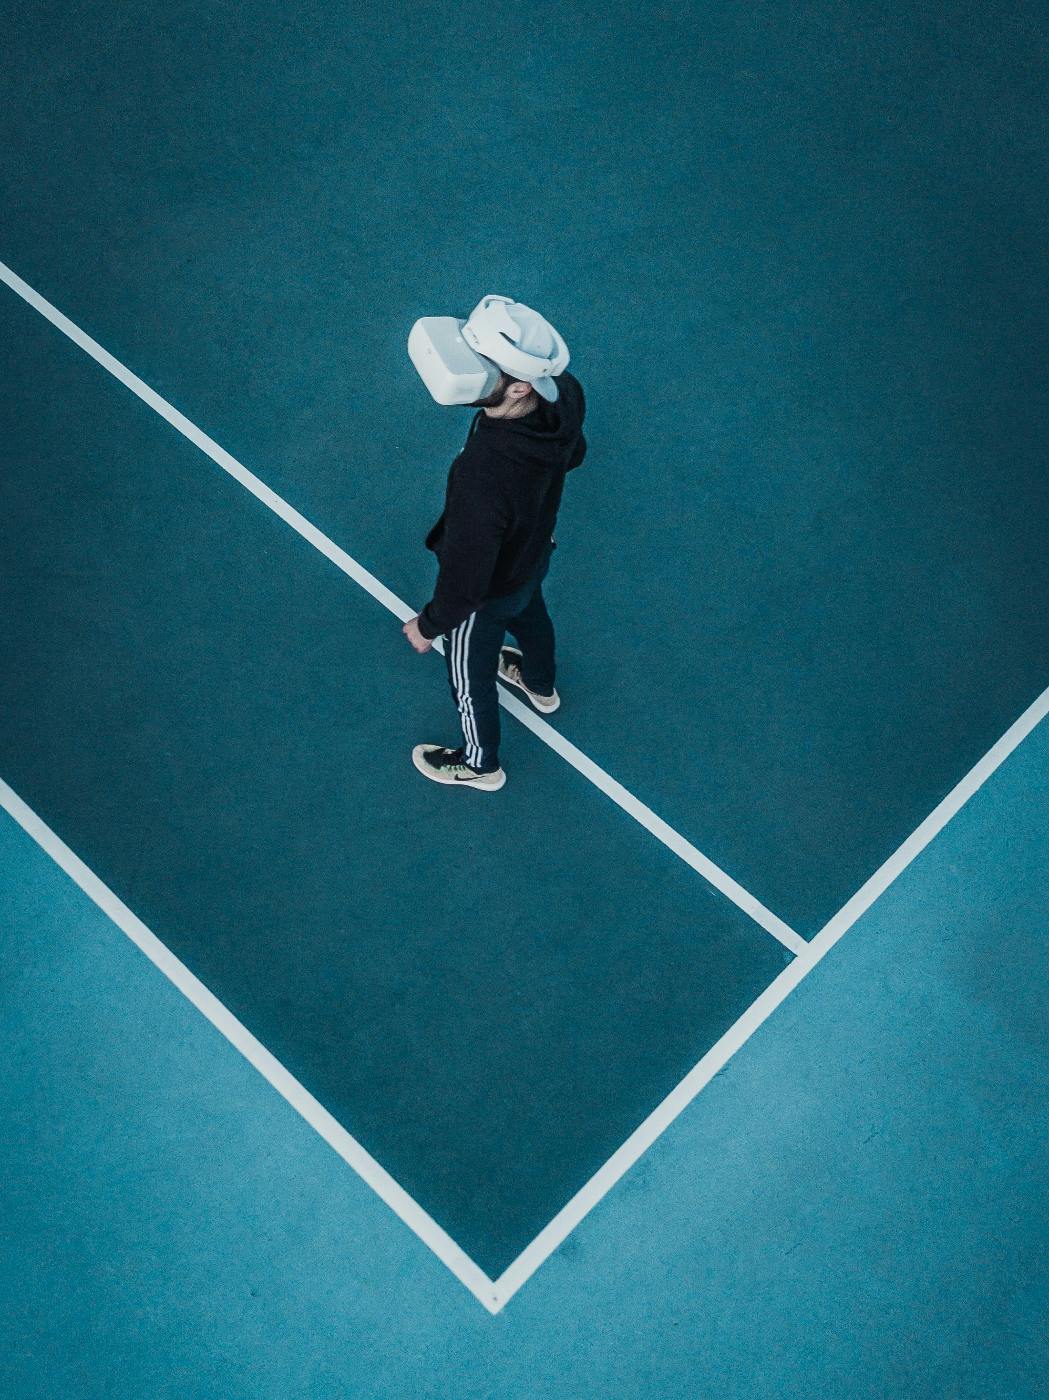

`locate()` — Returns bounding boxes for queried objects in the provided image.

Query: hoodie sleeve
[417,457,510,639]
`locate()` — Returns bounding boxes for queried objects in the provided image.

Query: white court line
[492,679,1049,1306]
[0,777,505,1314]
[0,258,804,958]
[5,255,1048,1312]
[4,681,1046,1314]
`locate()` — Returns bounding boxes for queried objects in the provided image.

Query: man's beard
[467,376,511,409]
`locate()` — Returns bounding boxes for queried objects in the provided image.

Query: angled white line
[810,680,1049,947]
[0,777,505,1315]
[0,257,803,956]
[4,678,1045,1314]
[490,680,1049,1307]
[494,684,805,952]
[8,254,1046,1315]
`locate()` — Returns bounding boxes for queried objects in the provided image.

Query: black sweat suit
[418,371,587,771]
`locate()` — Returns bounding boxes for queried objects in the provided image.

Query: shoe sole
[411,746,506,791]
[498,648,561,714]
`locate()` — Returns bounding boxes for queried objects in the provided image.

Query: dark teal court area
[0,291,789,1276]
[5,0,1049,935]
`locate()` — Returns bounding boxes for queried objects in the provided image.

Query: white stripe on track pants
[443,545,556,772]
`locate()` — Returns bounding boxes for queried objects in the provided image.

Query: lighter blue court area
[1,709,1047,1399]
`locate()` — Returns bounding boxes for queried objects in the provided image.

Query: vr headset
[408,294,569,406]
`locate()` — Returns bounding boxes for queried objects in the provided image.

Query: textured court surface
[2,725,1047,1397]
[3,0,1049,1394]
[1,285,788,1275]
[7,0,1049,935]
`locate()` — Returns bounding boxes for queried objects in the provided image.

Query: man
[403,297,587,791]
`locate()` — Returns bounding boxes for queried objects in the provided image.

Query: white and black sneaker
[412,745,506,791]
[498,647,560,714]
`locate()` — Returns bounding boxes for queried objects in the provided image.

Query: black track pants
[443,543,555,773]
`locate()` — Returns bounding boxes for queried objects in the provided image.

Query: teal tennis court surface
[3,2,1048,1395]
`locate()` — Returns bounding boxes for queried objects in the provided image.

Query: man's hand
[403,616,433,654]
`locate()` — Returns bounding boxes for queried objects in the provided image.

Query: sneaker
[498,647,560,714]
[412,744,506,791]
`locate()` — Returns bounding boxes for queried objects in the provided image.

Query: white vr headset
[408,294,570,406]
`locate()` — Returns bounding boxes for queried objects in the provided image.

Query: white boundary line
[4,679,1045,1313]
[0,777,505,1314]
[491,678,1049,1305]
[0,258,803,958]
[4,256,1048,1312]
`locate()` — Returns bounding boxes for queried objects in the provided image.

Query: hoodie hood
[471,371,586,472]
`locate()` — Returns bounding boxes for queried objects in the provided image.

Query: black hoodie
[417,372,587,640]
